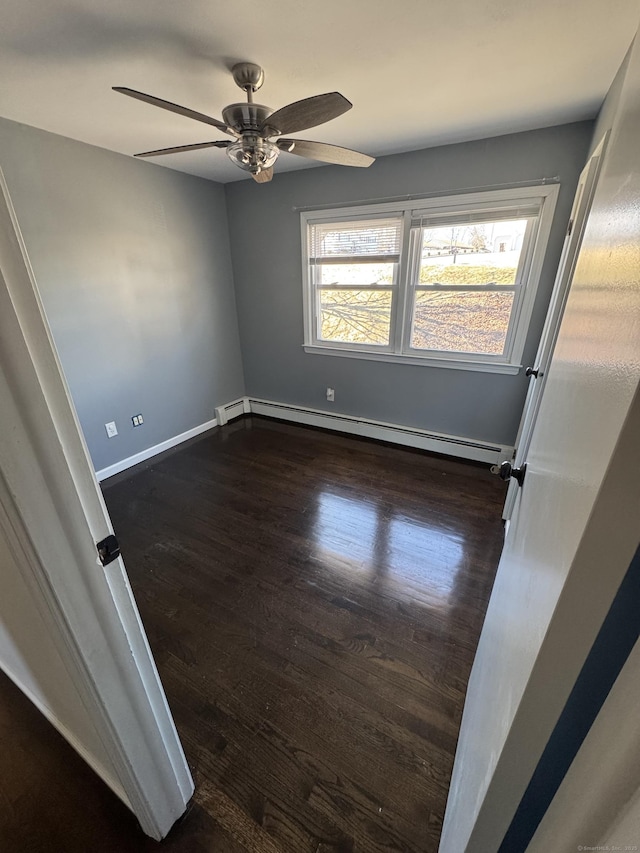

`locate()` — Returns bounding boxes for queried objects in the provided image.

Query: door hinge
[567,218,574,236]
[97,534,120,566]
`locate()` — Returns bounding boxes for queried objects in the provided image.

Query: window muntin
[301,186,558,373]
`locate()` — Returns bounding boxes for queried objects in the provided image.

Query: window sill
[302,344,522,374]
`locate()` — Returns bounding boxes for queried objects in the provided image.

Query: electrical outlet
[326,387,335,402]
[132,413,144,427]
[105,421,118,438]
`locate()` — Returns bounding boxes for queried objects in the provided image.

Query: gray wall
[225,122,593,446]
[0,116,594,461]
[0,117,244,472]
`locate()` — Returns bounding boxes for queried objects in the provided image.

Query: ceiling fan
[113,63,375,183]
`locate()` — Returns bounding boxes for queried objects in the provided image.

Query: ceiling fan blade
[134,141,230,158]
[277,138,374,167]
[261,93,352,136]
[252,167,274,184]
[113,87,238,136]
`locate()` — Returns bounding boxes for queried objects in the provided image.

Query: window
[309,217,401,347]
[301,185,559,373]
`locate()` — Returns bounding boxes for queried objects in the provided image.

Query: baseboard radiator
[97,396,511,481]
[214,397,250,426]
[245,398,511,465]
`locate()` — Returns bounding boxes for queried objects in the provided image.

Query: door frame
[439,30,640,848]
[0,167,193,839]
[503,132,609,521]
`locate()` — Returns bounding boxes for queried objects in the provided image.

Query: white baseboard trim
[95,398,249,482]
[0,660,131,809]
[96,417,217,481]
[247,397,513,464]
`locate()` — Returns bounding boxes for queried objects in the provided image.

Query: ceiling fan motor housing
[222,102,273,133]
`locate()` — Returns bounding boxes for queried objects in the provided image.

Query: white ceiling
[1,0,637,183]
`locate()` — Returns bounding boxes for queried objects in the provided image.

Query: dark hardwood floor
[0,416,507,852]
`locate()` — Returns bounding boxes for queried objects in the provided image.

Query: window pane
[319,262,395,286]
[319,290,392,345]
[420,219,528,286]
[310,218,402,259]
[411,291,514,355]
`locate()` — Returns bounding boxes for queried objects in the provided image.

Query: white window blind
[309,218,403,263]
[410,201,542,229]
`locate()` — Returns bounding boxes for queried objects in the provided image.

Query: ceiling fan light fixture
[226,136,279,174]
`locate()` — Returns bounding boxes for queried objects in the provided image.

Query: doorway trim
[0,166,193,839]
[502,132,609,521]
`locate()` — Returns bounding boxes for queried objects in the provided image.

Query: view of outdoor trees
[320,289,393,345]
[317,219,527,355]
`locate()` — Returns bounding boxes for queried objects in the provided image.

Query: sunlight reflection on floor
[313,489,465,607]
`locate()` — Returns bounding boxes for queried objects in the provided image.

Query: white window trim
[300,184,560,374]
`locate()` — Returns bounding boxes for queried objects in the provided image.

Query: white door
[0,169,193,839]
[439,30,640,853]
[502,133,608,521]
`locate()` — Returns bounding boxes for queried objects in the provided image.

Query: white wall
[529,630,640,850]
[588,42,633,156]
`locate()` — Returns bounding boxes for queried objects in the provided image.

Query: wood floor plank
[105,418,506,851]
[197,781,284,853]
[0,416,506,851]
